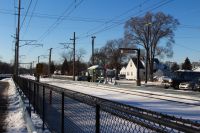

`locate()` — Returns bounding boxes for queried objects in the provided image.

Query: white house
[125,58,145,80]
[119,67,126,75]
[193,67,200,72]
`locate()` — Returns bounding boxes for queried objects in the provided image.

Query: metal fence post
[28,81,31,117]
[28,81,31,107]
[61,92,64,133]
[36,84,39,111]
[49,90,52,104]
[33,83,36,113]
[96,104,100,133]
[43,85,45,130]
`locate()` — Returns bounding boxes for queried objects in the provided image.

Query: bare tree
[89,48,108,67]
[124,12,179,81]
[61,50,73,62]
[76,48,86,62]
[103,38,129,76]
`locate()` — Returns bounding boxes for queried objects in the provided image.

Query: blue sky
[0,0,200,65]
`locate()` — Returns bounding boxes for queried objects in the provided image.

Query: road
[39,78,200,122]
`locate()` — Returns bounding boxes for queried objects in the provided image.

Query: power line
[22,0,39,37]
[0,9,124,24]
[20,0,33,31]
[179,24,200,30]
[175,43,200,53]
[37,0,84,42]
[78,0,173,40]
[78,0,150,38]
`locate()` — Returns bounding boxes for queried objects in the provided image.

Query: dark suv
[171,71,200,89]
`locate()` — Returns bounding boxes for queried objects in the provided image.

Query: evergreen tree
[171,62,179,72]
[61,59,69,75]
[182,57,192,70]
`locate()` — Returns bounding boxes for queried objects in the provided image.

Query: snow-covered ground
[1,78,27,133]
[1,78,50,133]
[21,75,200,122]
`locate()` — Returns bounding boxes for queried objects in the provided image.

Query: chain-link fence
[14,77,200,133]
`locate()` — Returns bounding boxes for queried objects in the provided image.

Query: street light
[91,36,96,65]
[120,48,141,86]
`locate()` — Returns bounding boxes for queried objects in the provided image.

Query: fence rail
[14,76,200,133]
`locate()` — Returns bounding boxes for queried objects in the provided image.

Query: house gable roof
[131,58,145,69]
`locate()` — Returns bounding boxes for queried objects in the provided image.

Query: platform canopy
[88,65,103,70]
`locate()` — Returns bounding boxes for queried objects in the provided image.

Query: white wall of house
[126,59,137,80]
[125,59,145,80]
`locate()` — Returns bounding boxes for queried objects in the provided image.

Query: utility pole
[14,29,17,75]
[145,23,151,84]
[91,36,96,65]
[145,49,148,84]
[30,62,33,75]
[137,49,141,86]
[48,48,53,77]
[38,56,40,63]
[15,0,21,76]
[70,32,76,81]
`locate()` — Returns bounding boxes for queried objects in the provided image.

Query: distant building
[125,58,145,80]
[193,67,200,72]
[119,67,126,75]
[119,58,174,80]
[192,62,200,69]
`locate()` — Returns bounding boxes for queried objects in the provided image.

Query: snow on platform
[1,78,27,133]
[21,75,200,122]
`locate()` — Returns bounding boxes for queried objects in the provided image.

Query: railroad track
[44,79,200,106]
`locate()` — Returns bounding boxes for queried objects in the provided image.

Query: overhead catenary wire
[77,0,174,40]
[37,0,84,42]
[78,0,150,38]
[175,43,200,53]
[0,9,124,24]
[1,6,199,31]
[20,0,33,32]
[22,0,39,38]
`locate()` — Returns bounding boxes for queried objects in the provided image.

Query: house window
[127,72,129,76]
[130,62,132,67]
[131,72,133,76]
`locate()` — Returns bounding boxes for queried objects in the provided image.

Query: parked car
[159,76,172,88]
[194,83,200,90]
[159,76,172,83]
[171,70,200,89]
[179,82,194,90]
[193,78,200,91]
[178,77,200,90]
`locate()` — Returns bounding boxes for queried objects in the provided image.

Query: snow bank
[3,78,27,133]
